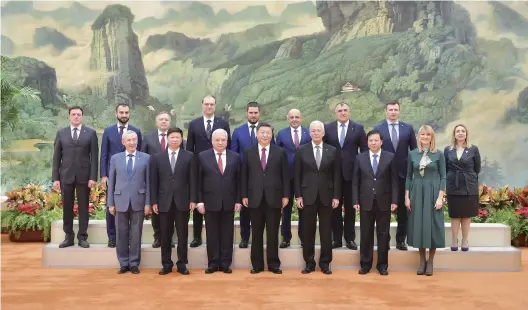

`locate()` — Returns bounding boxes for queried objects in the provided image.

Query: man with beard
[231,102,275,248]
[100,103,143,248]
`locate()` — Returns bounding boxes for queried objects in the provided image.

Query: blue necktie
[250,125,256,145]
[372,154,378,175]
[339,124,346,148]
[127,154,134,177]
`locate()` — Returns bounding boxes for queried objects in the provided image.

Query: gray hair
[212,128,228,139]
[122,130,138,140]
[334,102,350,111]
[309,120,325,132]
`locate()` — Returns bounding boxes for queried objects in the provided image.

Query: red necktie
[217,152,223,175]
[294,129,300,148]
[261,148,266,170]
[160,133,166,152]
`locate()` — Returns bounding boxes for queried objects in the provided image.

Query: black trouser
[250,200,281,270]
[160,201,189,270]
[240,204,250,241]
[281,179,303,243]
[332,179,355,243]
[302,195,332,269]
[205,208,235,269]
[192,208,204,240]
[360,199,391,271]
[152,211,161,241]
[61,181,89,241]
[393,178,407,243]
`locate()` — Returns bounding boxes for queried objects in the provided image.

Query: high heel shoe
[461,240,469,252]
[417,261,426,275]
[425,260,433,276]
[450,239,458,251]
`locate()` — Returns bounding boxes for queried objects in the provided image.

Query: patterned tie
[119,126,125,138]
[206,120,212,140]
[127,154,134,177]
[170,151,176,172]
[73,128,78,141]
[372,154,378,175]
[250,125,256,145]
[339,123,346,148]
[315,145,321,169]
[294,129,300,148]
[391,123,399,150]
[260,148,266,170]
[160,133,166,152]
[217,152,223,175]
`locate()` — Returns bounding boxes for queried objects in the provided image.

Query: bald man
[275,109,311,248]
[186,95,231,248]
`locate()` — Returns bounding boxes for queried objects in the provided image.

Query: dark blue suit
[231,123,275,242]
[100,124,142,242]
[374,121,417,243]
[275,126,311,243]
[186,116,231,240]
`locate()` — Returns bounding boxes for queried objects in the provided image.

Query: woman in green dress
[405,125,446,276]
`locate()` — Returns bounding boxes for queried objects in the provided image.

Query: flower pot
[511,234,528,247]
[8,229,45,242]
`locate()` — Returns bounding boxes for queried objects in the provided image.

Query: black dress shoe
[250,268,263,274]
[58,239,74,248]
[152,239,161,248]
[205,268,217,274]
[223,268,233,274]
[396,242,408,251]
[345,240,358,250]
[269,268,282,274]
[358,268,370,275]
[130,266,140,274]
[301,267,315,274]
[332,241,342,249]
[190,238,202,248]
[118,266,129,274]
[378,269,389,276]
[108,240,116,248]
[279,241,290,248]
[159,268,172,275]
[239,240,249,248]
[177,268,190,275]
[78,240,90,248]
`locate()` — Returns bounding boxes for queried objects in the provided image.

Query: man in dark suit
[196,129,241,274]
[275,109,311,248]
[323,103,367,250]
[52,106,98,248]
[374,101,417,251]
[150,127,197,276]
[241,122,289,274]
[141,111,171,248]
[352,130,398,276]
[186,95,231,248]
[231,102,275,248]
[100,103,143,248]
[294,121,341,275]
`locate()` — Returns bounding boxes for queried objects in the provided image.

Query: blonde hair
[449,124,472,150]
[417,125,437,153]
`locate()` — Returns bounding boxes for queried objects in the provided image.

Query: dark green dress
[405,149,446,249]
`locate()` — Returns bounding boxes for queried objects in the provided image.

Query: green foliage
[91,4,134,30]
[1,208,63,241]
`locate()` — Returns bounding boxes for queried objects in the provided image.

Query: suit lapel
[264,146,274,172]
[343,122,354,147]
[209,149,223,175]
[374,152,389,177]
[130,152,141,178]
[173,149,185,174]
[197,117,209,140]
[380,122,395,153]
[306,145,318,170]
[318,145,331,171]
[152,131,164,153]
[162,149,173,175]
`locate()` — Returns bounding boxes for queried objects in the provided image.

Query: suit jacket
[100,124,142,178]
[149,149,197,212]
[107,151,150,212]
[352,150,398,212]
[241,144,289,208]
[323,121,368,181]
[231,123,275,160]
[444,145,481,196]
[186,116,231,154]
[197,149,241,212]
[374,121,417,179]
[52,126,98,184]
[276,126,311,179]
[140,129,167,156]
[294,143,341,207]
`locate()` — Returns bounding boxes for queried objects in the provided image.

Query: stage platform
[42,220,521,271]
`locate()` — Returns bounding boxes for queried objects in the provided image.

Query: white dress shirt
[248,122,259,136]
[125,150,137,169]
[168,148,180,163]
[386,120,399,141]
[70,125,82,139]
[337,120,349,142]
[258,143,270,163]
[369,150,381,168]
[291,126,301,144]
[214,149,227,172]
[203,115,214,131]
[312,141,323,158]
[158,129,168,147]
[117,123,128,132]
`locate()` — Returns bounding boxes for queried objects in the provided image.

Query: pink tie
[294,129,300,148]
[260,148,266,170]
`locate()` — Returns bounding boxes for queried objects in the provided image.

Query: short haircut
[122,130,138,140]
[116,103,130,112]
[156,111,171,119]
[246,101,260,111]
[212,128,228,139]
[202,95,216,103]
[167,127,183,138]
[256,122,273,132]
[309,120,325,131]
[367,129,383,140]
[385,101,400,109]
[68,106,83,115]
[334,102,349,111]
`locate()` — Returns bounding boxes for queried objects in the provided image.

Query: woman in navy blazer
[444,124,481,252]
